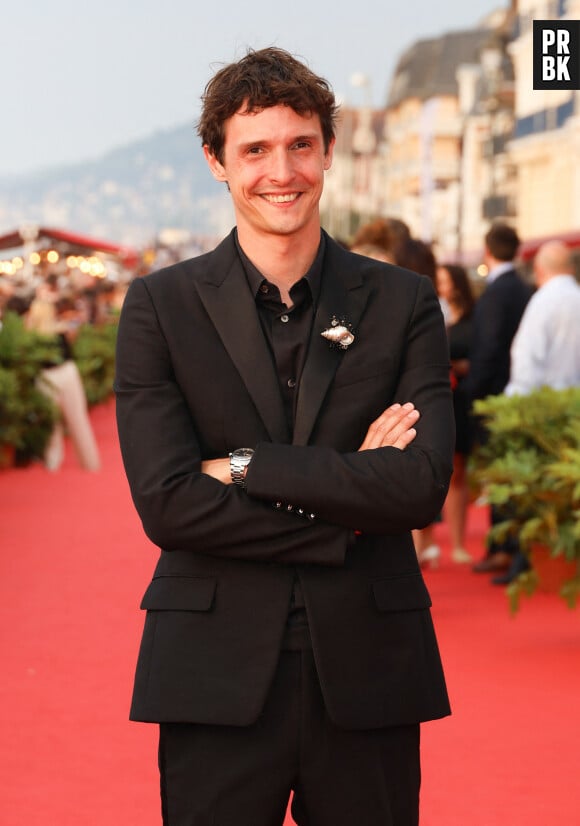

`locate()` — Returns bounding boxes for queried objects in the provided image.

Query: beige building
[384,17,518,263]
[321,15,514,258]
[384,29,488,258]
[322,1,580,263]
[456,23,518,262]
[508,0,580,243]
[321,106,386,242]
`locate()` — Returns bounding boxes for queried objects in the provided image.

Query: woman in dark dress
[436,263,476,564]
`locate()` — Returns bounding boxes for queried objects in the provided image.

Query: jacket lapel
[293,237,370,446]
[195,233,290,443]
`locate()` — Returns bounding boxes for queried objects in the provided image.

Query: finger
[359,403,404,450]
[358,403,415,451]
[377,407,420,448]
[390,424,418,451]
[362,404,412,450]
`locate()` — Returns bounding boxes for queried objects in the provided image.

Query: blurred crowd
[0,271,127,329]
[3,219,580,584]
[345,216,580,584]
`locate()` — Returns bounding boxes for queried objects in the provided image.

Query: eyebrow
[237,132,321,151]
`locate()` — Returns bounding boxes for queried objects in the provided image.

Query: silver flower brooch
[321,316,355,350]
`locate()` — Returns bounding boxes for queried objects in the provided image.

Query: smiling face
[204,104,334,247]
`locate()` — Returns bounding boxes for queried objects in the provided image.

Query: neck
[448,304,462,324]
[237,225,321,305]
[537,271,566,289]
[488,257,512,273]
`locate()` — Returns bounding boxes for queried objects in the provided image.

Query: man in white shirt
[494,240,580,585]
[506,240,580,396]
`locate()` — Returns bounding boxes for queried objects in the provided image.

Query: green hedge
[71,320,119,406]
[0,311,118,465]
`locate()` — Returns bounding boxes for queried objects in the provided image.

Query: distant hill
[0,125,235,247]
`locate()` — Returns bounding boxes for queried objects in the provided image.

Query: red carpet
[1,400,578,825]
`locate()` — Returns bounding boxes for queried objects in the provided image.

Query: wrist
[229,448,254,488]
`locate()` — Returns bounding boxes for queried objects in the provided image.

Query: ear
[203,145,228,183]
[323,137,335,171]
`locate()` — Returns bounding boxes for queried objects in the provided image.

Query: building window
[514,97,574,138]
[556,96,575,127]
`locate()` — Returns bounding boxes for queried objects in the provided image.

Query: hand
[201,457,232,484]
[358,402,420,451]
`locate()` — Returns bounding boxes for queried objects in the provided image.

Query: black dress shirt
[236,232,325,649]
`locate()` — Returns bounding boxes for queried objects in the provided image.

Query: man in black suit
[115,47,454,826]
[463,222,532,574]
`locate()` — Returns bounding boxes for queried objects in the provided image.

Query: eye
[292,140,311,150]
[247,145,264,155]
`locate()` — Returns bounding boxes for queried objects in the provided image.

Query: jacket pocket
[140,576,217,612]
[372,574,432,612]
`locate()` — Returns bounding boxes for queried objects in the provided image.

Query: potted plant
[470,387,580,613]
[0,312,59,466]
[71,320,118,405]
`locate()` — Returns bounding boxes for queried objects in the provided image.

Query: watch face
[234,448,254,459]
[230,448,253,487]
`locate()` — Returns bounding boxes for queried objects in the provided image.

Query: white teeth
[263,193,299,203]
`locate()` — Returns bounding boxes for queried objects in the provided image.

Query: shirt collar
[540,273,576,291]
[234,229,325,306]
[486,261,514,284]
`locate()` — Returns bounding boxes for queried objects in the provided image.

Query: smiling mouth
[262,193,300,204]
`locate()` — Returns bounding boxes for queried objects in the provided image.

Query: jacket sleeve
[245,276,455,534]
[114,276,351,566]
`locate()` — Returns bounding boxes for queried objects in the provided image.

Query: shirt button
[287,378,296,388]
[280,314,289,323]
[259,284,269,294]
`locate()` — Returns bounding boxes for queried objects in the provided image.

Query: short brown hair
[484,222,520,262]
[352,219,393,254]
[352,217,411,259]
[197,47,338,164]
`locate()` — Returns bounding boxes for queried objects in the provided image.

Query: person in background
[26,276,100,472]
[349,241,393,263]
[395,237,447,567]
[505,240,580,396]
[463,223,532,575]
[384,217,413,260]
[396,237,451,323]
[350,216,411,265]
[436,263,476,564]
[350,217,393,257]
[494,240,580,585]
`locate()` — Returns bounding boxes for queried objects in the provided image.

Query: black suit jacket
[463,267,532,401]
[115,230,454,730]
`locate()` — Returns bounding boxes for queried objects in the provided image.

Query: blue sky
[3,0,504,176]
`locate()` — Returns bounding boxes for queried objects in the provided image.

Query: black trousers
[158,649,421,826]
[489,504,519,556]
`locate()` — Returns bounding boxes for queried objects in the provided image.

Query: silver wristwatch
[229,448,254,487]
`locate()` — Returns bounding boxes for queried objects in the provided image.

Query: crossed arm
[201,403,420,484]
[116,272,453,561]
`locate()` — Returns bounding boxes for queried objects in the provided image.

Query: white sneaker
[451,547,473,564]
[417,544,441,569]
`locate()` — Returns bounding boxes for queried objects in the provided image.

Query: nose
[269,149,294,185]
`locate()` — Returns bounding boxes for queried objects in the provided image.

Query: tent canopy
[0,226,139,269]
